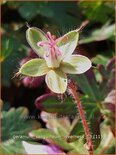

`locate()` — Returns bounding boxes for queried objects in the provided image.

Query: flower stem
[68,80,93,154]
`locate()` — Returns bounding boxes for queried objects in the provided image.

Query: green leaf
[70,121,82,137]
[38,95,77,115]
[68,99,101,149]
[103,145,115,154]
[0,140,25,154]
[1,107,40,154]
[41,111,71,137]
[79,23,115,44]
[79,1,114,23]
[19,58,49,77]
[72,69,103,102]
[7,1,21,8]
[15,2,81,31]
[67,120,84,143]
[26,27,47,57]
[2,107,40,141]
[31,126,88,154]
[30,129,73,151]
[39,2,82,31]
[88,108,101,149]
[98,59,115,98]
[18,2,40,20]
[1,35,26,86]
[80,98,102,149]
[1,36,13,61]
[68,140,88,154]
[92,55,110,66]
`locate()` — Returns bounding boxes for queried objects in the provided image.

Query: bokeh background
[1,1,115,154]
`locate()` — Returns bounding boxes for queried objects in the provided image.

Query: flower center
[37,32,62,68]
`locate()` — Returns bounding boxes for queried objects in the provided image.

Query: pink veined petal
[19,58,50,77]
[56,30,79,59]
[60,54,92,74]
[45,69,67,94]
[26,27,48,57]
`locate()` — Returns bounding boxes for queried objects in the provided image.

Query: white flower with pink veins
[19,27,91,93]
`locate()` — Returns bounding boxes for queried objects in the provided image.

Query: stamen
[37,41,51,47]
[37,42,44,47]
[46,32,56,46]
[37,32,62,68]
[46,32,53,40]
[45,51,49,57]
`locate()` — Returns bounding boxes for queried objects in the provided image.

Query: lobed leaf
[1,107,40,154]
[30,129,73,151]
[35,94,77,115]
[72,68,103,102]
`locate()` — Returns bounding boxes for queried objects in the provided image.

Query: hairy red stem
[68,80,93,154]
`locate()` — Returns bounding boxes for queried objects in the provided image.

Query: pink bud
[22,76,44,88]
[20,58,30,66]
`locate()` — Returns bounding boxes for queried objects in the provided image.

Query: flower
[19,27,91,93]
[22,141,65,154]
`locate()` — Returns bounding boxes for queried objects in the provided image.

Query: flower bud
[22,76,44,88]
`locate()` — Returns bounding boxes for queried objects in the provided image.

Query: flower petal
[60,62,78,74]
[26,27,48,57]
[60,55,92,74]
[19,58,49,77]
[45,70,67,93]
[56,30,79,59]
[22,141,64,154]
